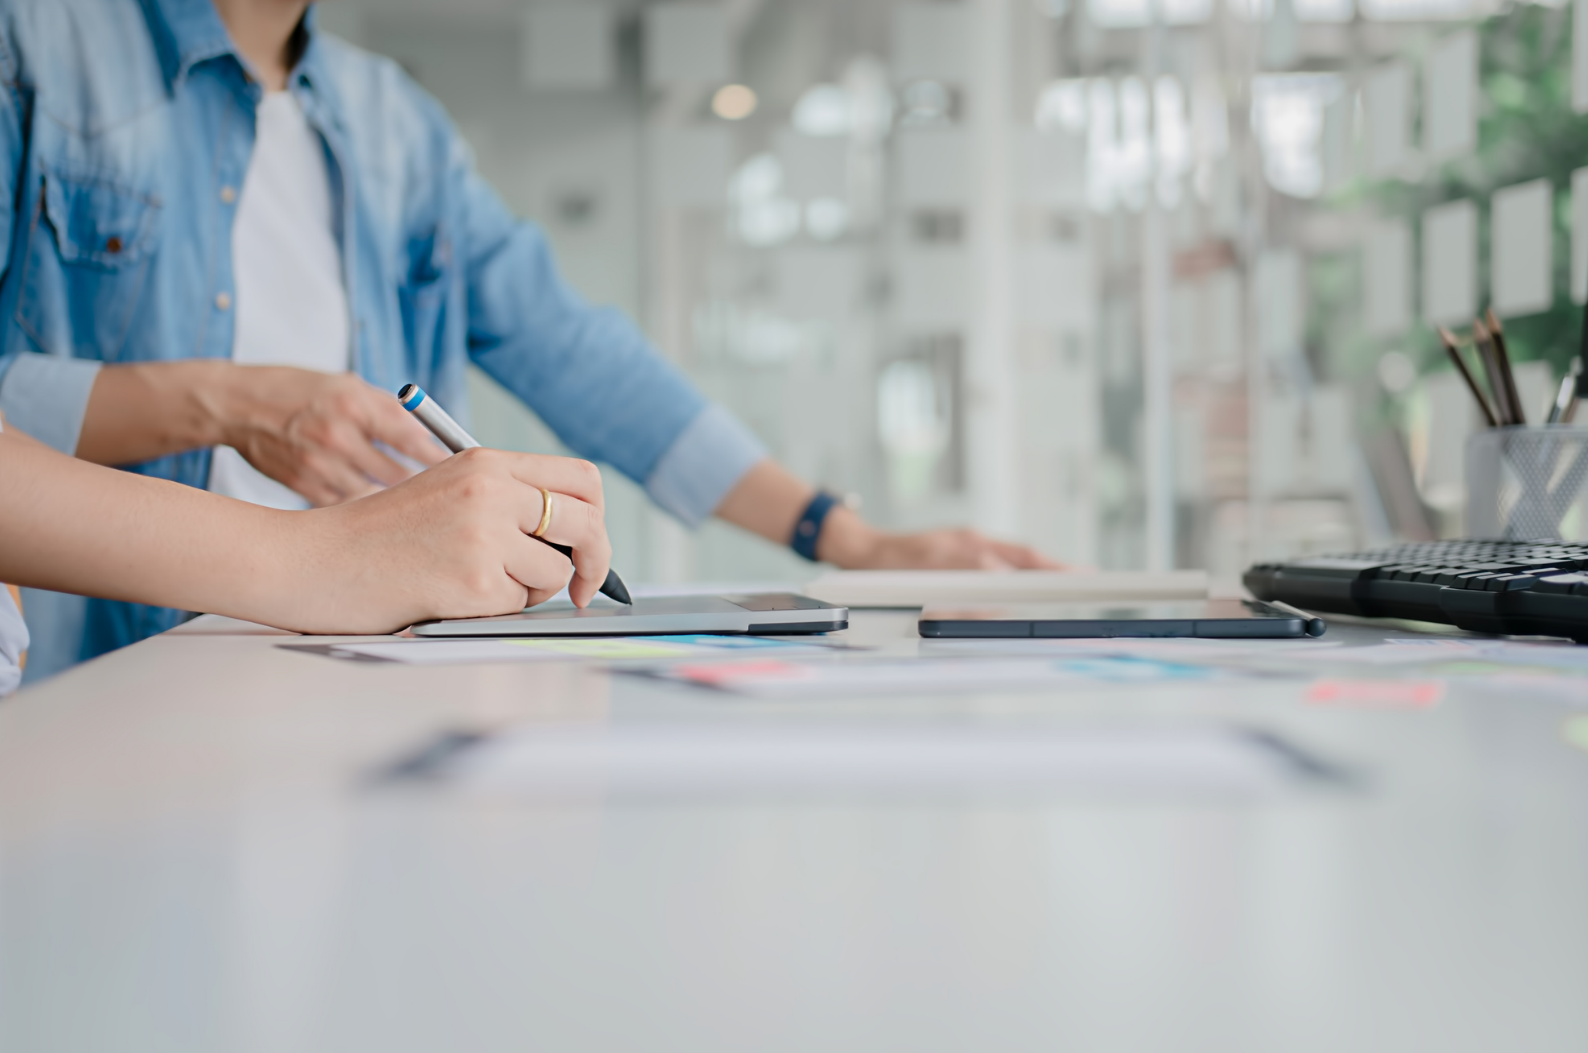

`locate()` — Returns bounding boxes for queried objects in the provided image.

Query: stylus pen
[397,384,633,605]
[1265,599,1328,638]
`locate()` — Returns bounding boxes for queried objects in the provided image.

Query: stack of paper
[802,570,1209,608]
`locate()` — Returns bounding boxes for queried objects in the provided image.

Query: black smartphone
[919,599,1325,639]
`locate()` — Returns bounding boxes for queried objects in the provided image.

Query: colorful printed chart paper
[636,654,1225,697]
[1306,679,1445,709]
[1264,639,1588,703]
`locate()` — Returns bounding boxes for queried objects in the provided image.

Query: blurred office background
[316,0,1588,582]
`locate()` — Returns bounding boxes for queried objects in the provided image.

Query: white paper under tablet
[326,635,843,665]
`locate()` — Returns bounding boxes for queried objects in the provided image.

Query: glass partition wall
[322,0,1588,582]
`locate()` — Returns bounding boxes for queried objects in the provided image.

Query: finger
[294,476,346,509]
[975,547,1015,570]
[328,423,419,488]
[494,451,606,511]
[523,584,568,609]
[500,533,574,600]
[989,540,1064,570]
[518,489,610,606]
[527,490,612,607]
[299,450,383,507]
[365,397,451,467]
[302,478,380,507]
[250,451,347,508]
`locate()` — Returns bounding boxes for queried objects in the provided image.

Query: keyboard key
[1534,573,1588,595]
[1281,558,1392,578]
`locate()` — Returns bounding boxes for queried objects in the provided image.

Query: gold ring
[533,488,554,538]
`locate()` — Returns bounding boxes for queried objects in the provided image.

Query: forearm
[711,459,881,567]
[76,360,232,466]
[0,428,296,618]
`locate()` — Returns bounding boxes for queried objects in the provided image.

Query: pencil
[1437,326,1499,428]
[1484,309,1528,425]
[1472,319,1517,426]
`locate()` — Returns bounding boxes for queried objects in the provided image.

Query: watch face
[792,492,840,560]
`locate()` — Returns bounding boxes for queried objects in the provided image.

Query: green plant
[1332,2,1588,381]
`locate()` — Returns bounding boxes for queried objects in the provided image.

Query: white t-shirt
[0,585,23,696]
[0,417,28,695]
[208,90,352,510]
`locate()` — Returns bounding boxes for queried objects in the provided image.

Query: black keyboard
[1244,540,1588,642]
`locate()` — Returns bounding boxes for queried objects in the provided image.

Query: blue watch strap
[791,491,840,562]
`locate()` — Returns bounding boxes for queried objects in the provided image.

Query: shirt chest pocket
[17,170,163,359]
[43,172,161,267]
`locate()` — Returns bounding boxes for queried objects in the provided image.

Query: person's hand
[848,528,1063,570]
[837,527,1063,570]
[711,461,1064,572]
[210,366,448,506]
[286,447,612,633]
[816,506,1063,570]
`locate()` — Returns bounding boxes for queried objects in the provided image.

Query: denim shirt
[0,0,765,675]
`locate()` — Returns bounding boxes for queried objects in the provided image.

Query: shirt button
[215,292,232,311]
[220,185,237,204]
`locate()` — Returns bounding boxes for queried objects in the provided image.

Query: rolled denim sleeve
[0,55,88,453]
[644,403,768,527]
[0,354,102,454]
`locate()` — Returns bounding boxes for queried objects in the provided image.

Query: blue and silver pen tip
[398,384,426,411]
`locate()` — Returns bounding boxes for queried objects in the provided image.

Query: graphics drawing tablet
[413,593,848,637]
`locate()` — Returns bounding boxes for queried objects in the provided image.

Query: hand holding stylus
[397,384,633,606]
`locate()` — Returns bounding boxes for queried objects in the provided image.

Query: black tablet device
[918,598,1325,639]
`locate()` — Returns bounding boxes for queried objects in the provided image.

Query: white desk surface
[3,608,1587,1052]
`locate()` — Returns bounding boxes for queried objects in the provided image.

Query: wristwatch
[790,491,841,562]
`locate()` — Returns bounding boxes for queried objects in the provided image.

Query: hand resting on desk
[713,460,1063,571]
[823,522,1063,571]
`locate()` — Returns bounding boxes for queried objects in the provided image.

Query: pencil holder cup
[1466,426,1588,541]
